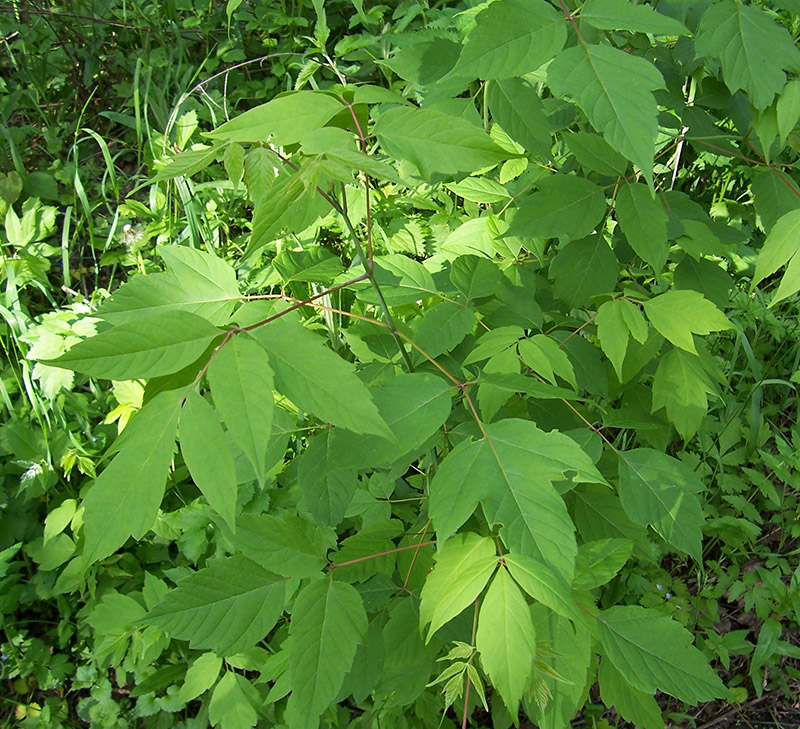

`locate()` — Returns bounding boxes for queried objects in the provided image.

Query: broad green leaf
[330,519,402,583]
[642,290,732,354]
[419,533,497,640]
[243,146,278,204]
[518,335,576,389]
[43,498,77,545]
[753,209,800,306]
[179,652,222,703]
[615,183,669,271]
[412,301,476,359]
[238,302,390,437]
[487,78,551,158]
[209,672,260,729]
[298,430,359,526]
[430,420,604,579]
[209,90,343,144]
[504,552,583,623]
[595,300,630,380]
[373,107,512,182]
[273,247,345,285]
[581,0,688,35]
[447,0,565,80]
[152,144,221,181]
[548,44,665,186]
[82,390,182,563]
[445,178,510,204]
[96,273,238,326]
[286,579,367,729]
[143,554,285,656]
[617,448,704,560]
[450,255,504,300]
[598,605,727,702]
[159,244,239,304]
[751,169,800,234]
[777,79,800,145]
[463,326,523,366]
[564,132,628,177]
[357,254,437,306]
[652,348,717,439]
[573,485,650,546]
[476,568,536,716]
[45,310,221,380]
[179,391,238,530]
[507,174,607,241]
[551,235,619,308]
[673,256,733,310]
[695,0,800,111]
[233,513,334,578]
[208,334,274,486]
[598,658,664,729]
[572,539,634,591]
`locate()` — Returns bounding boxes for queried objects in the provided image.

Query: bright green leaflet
[598,658,664,729]
[44,310,222,380]
[572,539,634,592]
[208,672,260,729]
[598,605,727,703]
[595,300,630,381]
[504,552,583,624]
[695,0,800,111]
[412,301,476,360]
[550,235,619,308]
[548,44,665,187]
[642,290,732,354]
[237,302,390,437]
[617,448,705,561]
[581,0,689,35]
[179,652,222,704]
[209,90,344,145]
[373,106,512,182]
[614,182,669,272]
[207,333,274,487]
[753,208,800,306]
[286,579,368,729]
[82,389,182,564]
[487,78,551,159]
[476,568,536,717]
[446,0,565,81]
[179,391,238,530]
[143,554,285,657]
[419,533,497,640]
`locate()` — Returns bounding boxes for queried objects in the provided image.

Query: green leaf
[273,247,345,285]
[419,533,497,640]
[695,0,800,111]
[143,554,285,656]
[504,552,583,623]
[777,79,800,145]
[598,605,727,703]
[617,448,704,560]
[238,302,389,437]
[44,310,222,380]
[581,0,689,35]
[179,391,238,530]
[487,78,552,158]
[551,235,619,308]
[298,430,358,527]
[412,301,476,359]
[430,420,604,580]
[179,652,223,703]
[596,300,630,380]
[82,390,182,563]
[209,90,344,144]
[652,348,717,439]
[286,579,367,729]
[357,254,438,306]
[548,44,665,186]
[208,672,260,729]
[476,568,536,716]
[445,178,510,204]
[564,132,628,177]
[642,290,732,354]
[614,183,669,271]
[598,657,664,729]
[159,245,239,306]
[753,208,800,306]
[507,174,607,241]
[673,256,733,310]
[447,0,566,81]
[573,539,634,591]
[373,107,512,182]
[233,513,333,579]
[208,334,274,486]
[518,334,576,389]
[96,273,238,327]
